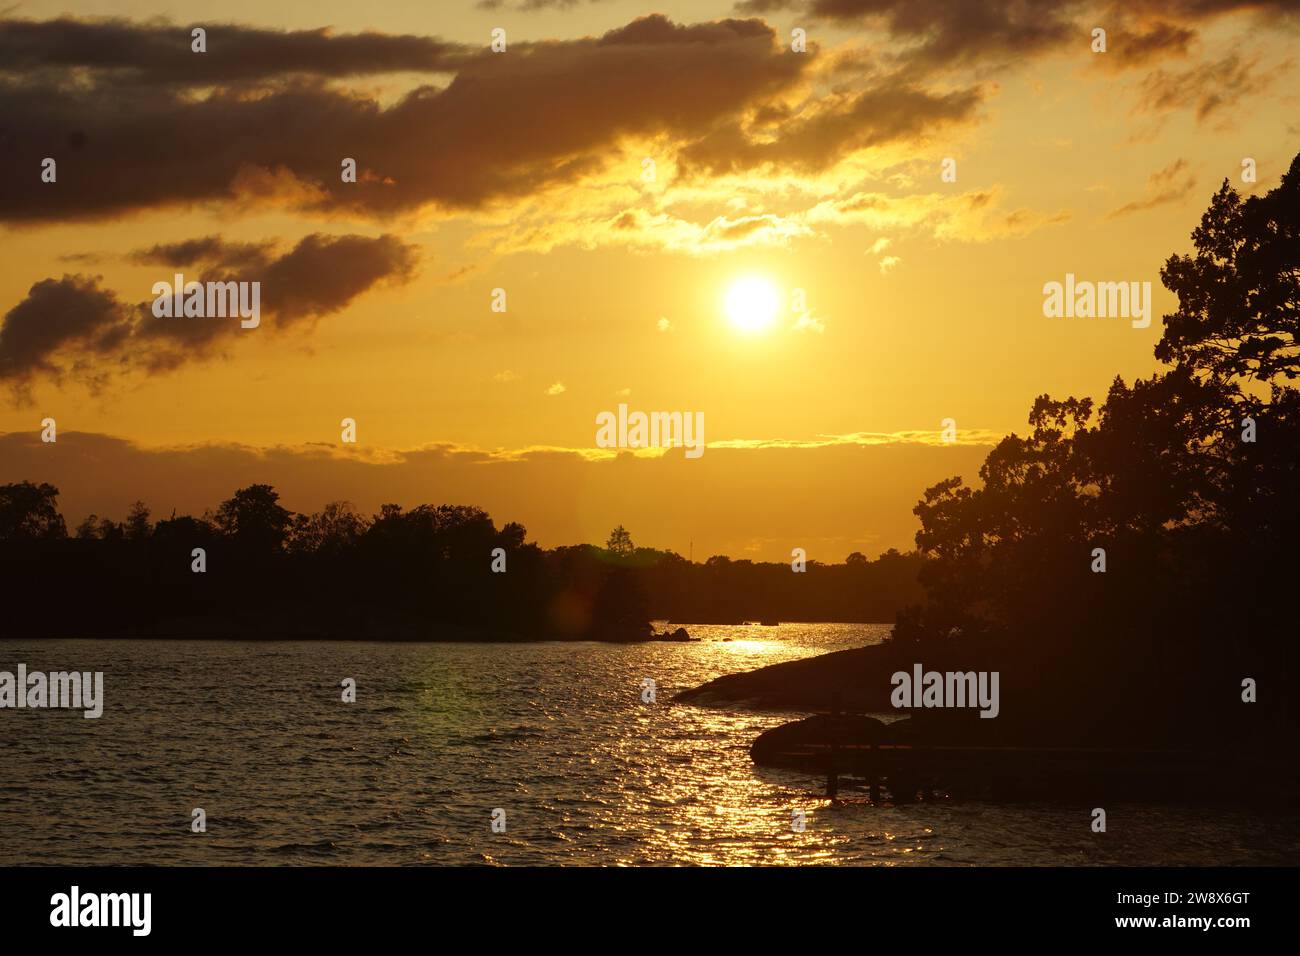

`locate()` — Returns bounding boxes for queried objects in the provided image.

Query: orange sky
[1,1,1297,559]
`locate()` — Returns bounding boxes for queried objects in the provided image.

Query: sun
[724,276,780,334]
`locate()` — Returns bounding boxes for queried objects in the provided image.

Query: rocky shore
[676,638,1300,802]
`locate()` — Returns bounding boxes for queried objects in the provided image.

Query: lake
[1,625,1295,865]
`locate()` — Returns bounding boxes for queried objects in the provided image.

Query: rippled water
[2,625,1296,865]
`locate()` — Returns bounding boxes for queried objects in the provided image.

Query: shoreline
[0,625,714,643]
[0,633,701,644]
[2,622,890,643]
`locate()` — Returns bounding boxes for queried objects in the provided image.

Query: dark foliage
[0,484,921,639]
[896,153,1300,747]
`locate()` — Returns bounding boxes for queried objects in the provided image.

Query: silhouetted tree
[1157,159,1299,386]
[898,151,1300,746]
[125,501,151,540]
[289,501,368,555]
[606,525,634,556]
[0,482,66,539]
[215,484,293,554]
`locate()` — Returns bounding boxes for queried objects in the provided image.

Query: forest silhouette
[0,482,923,639]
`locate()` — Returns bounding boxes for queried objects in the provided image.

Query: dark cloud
[679,77,983,176]
[734,0,798,12]
[1105,158,1196,218]
[1135,53,1274,123]
[259,234,418,328]
[0,15,816,224]
[802,0,1088,70]
[5,6,1271,227]
[1113,21,1197,67]
[0,275,125,396]
[0,234,418,396]
[479,0,587,10]
[1127,0,1300,17]
[131,233,419,365]
[129,236,276,270]
[0,17,472,86]
[736,0,1296,73]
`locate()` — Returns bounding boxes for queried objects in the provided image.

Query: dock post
[826,731,839,798]
[868,743,880,803]
[826,692,841,800]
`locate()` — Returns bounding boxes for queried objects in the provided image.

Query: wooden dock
[770,741,1300,803]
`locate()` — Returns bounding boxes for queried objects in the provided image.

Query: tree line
[0,484,923,639]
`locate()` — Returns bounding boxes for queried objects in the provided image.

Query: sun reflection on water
[4,625,1293,866]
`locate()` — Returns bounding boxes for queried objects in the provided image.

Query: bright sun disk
[725,277,779,333]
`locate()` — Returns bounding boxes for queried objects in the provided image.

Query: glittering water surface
[2,625,1296,865]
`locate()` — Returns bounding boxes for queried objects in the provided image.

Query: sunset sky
[1,0,1296,560]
